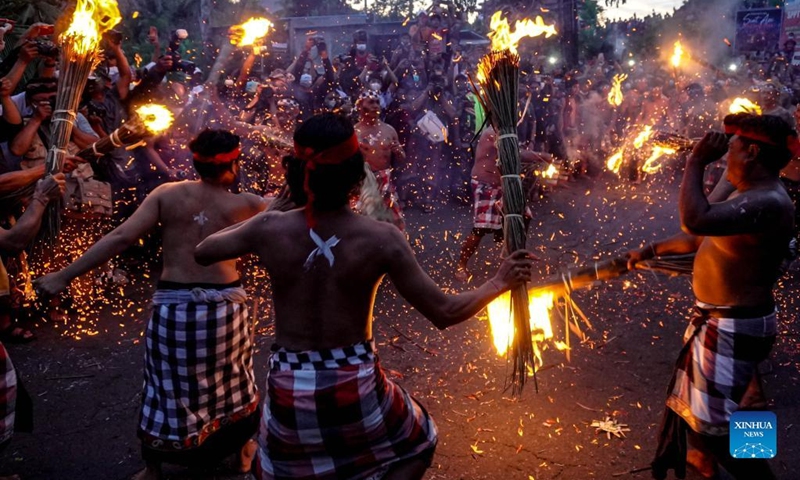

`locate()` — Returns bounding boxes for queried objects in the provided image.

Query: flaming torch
[473,10,556,393]
[46,0,121,176]
[607,73,627,107]
[41,0,121,239]
[77,104,174,160]
[232,17,274,47]
[729,97,762,115]
[670,40,684,70]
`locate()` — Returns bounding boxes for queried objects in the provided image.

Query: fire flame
[606,148,624,173]
[487,10,557,53]
[541,163,558,179]
[641,145,677,174]
[234,17,274,47]
[487,289,556,368]
[135,104,174,134]
[729,97,762,115]
[606,126,656,174]
[60,0,122,55]
[607,73,627,107]
[633,125,654,149]
[670,41,684,69]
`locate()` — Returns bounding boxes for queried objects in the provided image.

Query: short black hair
[736,114,797,173]
[188,129,240,180]
[287,113,365,211]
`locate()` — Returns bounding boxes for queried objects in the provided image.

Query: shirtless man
[627,115,795,480]
[194,114,534,480]
[354,90,406,230]
[455,126,541,281]
[35,130,266,480]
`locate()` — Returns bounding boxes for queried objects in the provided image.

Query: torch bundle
[43,0,121,238]
[77,104,174,160]
[472,11,556,393]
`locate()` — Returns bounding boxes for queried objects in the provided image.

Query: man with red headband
[195,113,535,480]
[35,129,267,479]
[355,90,406,230]
[627,114,796,480]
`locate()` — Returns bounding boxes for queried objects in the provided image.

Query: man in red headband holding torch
[195,113,535,480]
[35,130,267,479]
[627,114,796,480]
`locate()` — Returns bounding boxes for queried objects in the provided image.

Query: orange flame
[642,145,677,174]
[606,148,624,174]
[729,97,762,115]
[633,125,654,149]
[488,10,557,53]
[135,104,174,134]
[60,0,122,55]
[670,40,684,69]
[487,290,556,368]
[234,17,274,47]
[607,73,627,107]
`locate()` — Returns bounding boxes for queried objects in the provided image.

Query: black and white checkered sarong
[139,286,259,448]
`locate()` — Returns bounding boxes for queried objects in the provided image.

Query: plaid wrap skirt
[0,342,16,446]
[257,340,438,480]
[139,285,259,451]
[471,179,503,230]
[373,168,405,231]
[665,302,777,436]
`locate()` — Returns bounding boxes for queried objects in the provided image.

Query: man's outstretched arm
[194,212,265,266]
[35,184,163,294]
[384,226,534,330]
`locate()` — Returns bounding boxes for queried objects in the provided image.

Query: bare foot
[238,439,257,473]
[686,449,719,479]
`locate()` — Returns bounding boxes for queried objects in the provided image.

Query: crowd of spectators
[2,4,800,332]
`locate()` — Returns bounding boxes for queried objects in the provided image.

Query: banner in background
[735,8,783,54]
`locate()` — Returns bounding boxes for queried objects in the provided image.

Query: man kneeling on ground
[195,113,535,480]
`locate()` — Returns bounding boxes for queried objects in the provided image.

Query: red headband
[734,129,800,158]
[294,133,360,166]
[192,147,241,164]
[295,133,361,228]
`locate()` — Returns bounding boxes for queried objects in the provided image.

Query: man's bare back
[156,181,265,284]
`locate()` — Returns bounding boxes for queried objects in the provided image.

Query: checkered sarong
[471,179,503,230]
[665,302,777,436]
[139,286,259,450]
[257,340,438,480]
[373,168,405,231]
[0,342,17,446]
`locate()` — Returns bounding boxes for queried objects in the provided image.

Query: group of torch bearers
[0,1,798,479]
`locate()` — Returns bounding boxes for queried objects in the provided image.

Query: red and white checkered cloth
[471,179,503,230]
[257,340,437,479]
[665,302,777,436]
[0,342,17,446]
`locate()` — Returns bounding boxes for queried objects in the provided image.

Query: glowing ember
[486,290,556,367]
[641,145,676,174]
[729,97,762,115]
[487,10,557,54]
[670,40,684,69]
[234,17,274,47]
[135,104,174,134]
[60,0,122,55]
[607,73,627,107]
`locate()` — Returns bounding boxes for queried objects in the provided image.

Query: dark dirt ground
[1,169,798,480]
